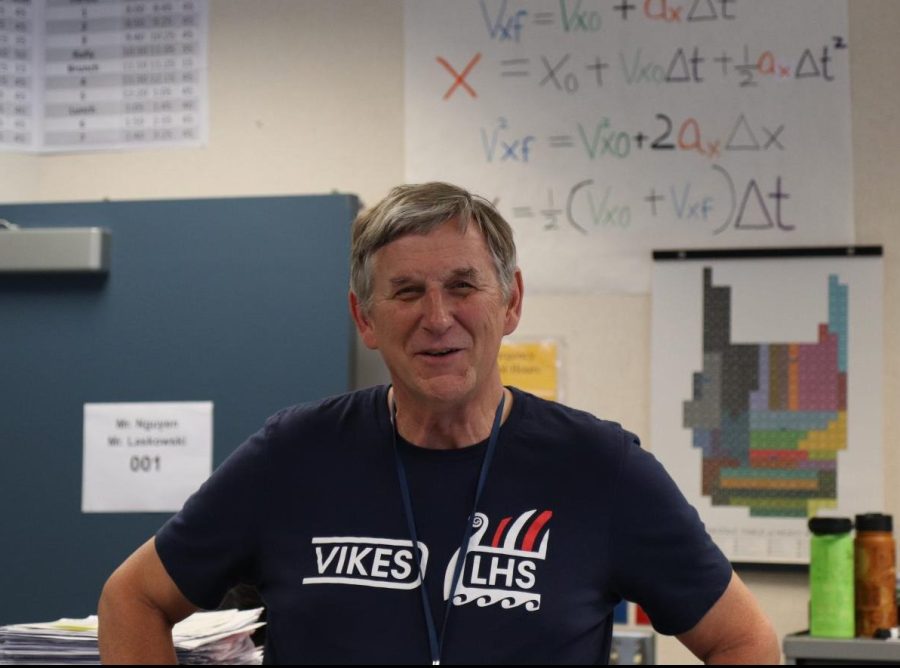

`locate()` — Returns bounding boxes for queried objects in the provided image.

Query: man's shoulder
[508,386,637,453]
[263,385,386,442]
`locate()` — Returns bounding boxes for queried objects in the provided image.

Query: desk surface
[784,633,900,664]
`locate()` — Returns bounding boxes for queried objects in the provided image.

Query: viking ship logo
[443,509,553,612]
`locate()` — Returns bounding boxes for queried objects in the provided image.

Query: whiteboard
[405,1,852,293]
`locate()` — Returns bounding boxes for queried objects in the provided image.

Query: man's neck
[389,385,512,450]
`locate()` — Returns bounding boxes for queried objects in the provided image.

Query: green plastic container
[809,517,855,638]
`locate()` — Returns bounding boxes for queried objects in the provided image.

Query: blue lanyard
[391,391,506,666]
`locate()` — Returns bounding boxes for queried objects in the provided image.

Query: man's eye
[452,282,475,290]
[394,287,421,299]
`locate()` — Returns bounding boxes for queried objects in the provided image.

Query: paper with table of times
[0,0,207,153]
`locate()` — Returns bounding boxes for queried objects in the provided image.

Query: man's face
[350,219,522,407]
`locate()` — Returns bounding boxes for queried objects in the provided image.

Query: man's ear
[503,268,524,336]
[349,291,379,350]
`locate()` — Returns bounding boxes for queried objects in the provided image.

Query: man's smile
[417,347,464,358]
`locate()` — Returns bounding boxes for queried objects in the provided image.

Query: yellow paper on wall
[498,340,558,401]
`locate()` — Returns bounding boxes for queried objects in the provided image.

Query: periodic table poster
[405,1,853,293]
[650,252,883,564]
[0,0,207,153]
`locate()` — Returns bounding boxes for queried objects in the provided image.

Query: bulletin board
[0,194,357,624]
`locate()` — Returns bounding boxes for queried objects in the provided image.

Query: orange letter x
[436,53,482,100]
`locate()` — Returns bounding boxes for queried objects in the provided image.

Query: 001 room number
[130,455,161,472]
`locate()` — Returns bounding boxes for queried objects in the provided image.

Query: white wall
[4,1,898,663]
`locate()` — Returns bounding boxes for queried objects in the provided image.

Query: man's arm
[98,538,198,665]
[676,571,780,664]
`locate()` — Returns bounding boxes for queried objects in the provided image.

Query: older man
[99,183,779,664]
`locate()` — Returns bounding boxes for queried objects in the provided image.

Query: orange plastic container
[854,513,898,637]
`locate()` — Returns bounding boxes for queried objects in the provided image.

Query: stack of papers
[0,608,265,665]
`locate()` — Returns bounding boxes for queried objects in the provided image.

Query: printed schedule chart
[1,0,207,153]
[0,0,37,148]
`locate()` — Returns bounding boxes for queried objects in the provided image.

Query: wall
[0,153,38,202]
[3,1,897,662]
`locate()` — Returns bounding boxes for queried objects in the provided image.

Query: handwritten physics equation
[476,0,844,49]
[481,113,785,162]
[447,43,843,99]
[512,168,788,238]
[480,0,739,38]
[406,0,853,292]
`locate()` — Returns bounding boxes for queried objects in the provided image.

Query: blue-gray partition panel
[0,195,357,624]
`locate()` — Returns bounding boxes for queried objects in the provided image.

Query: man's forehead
[383,219,485,247]
[371,223,493,270]
[387,266,480,285]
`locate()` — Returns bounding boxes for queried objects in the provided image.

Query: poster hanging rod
[653,246,882,261]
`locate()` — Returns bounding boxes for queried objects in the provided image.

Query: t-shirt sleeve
[154,414,275,610]
[609,430,733,636]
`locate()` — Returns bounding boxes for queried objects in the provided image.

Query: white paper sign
[82,401,213,513]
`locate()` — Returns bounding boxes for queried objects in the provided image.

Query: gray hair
[350,182,517,311]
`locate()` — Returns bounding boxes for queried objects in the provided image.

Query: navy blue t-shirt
[155,386,732,664]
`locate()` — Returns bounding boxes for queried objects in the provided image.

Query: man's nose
[421,288,453,332]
